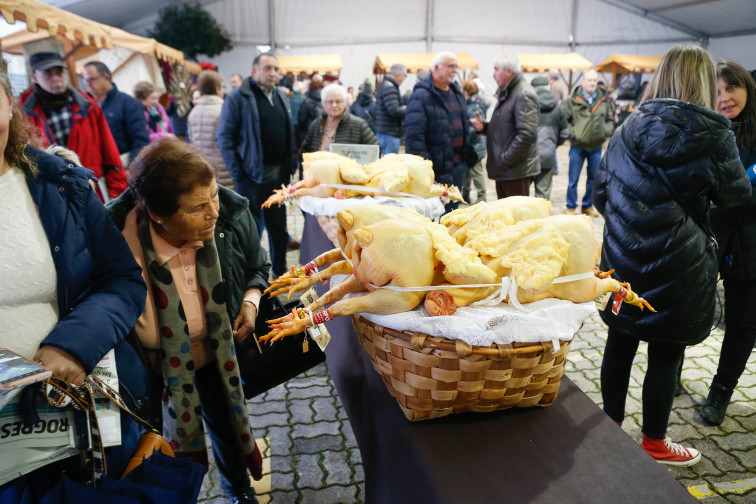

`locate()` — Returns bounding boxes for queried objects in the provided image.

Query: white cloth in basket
[355,296,596,348]
[298,195,445,220]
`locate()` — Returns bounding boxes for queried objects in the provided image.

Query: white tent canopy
[36,0,756,98]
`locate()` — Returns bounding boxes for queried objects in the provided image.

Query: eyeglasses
[325,99,345,106]
[442,63,459,70]
[84,76,102,84]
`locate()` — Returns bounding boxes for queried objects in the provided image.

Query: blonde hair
[641,44,716,110]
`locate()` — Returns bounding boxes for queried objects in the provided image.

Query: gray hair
[548,68,560,80]
[321,83,348,104]
[495,54,521,74]
[389,63,407,77]
[430,51,456,71]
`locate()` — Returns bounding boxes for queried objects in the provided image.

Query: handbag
[236,295,326,399]
[44,375,174,481]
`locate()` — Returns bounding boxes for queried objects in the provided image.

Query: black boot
[699,382,734,426]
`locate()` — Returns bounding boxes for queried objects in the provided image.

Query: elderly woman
[302,83,377,153]
[188,71,234,189]
[107,137,268,504]
[0,55,147,487]
[134,81,174,142]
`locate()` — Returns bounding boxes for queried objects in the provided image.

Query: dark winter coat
[217,78,295,185]
[375,76,406,138]
[466,93,488,162]
[483,73,540,181]
[565,87,614,151]
[535,87,569,171]
[350,91,376,132]
[98,83,150,162]
[593,99,751,345]
[302,110,378,153]
[404,76,472,185]
[296,89,324,144]
[711,141,756,281]
[25,146,147,381]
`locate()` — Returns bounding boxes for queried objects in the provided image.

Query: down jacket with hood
[535,86,569,170]
[593,99,751,345]
[483,73,540,181]
[404,76,473,185]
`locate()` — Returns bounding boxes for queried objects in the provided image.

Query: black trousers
[713,277,756,390]
[237,178,289,276]
[600,328,686,439]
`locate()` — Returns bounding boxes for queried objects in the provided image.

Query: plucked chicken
[262,152,464,207]
[262,214,653,342]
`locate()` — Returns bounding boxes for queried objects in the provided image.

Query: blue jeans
[566,146,602,209]
[377,133,401,155]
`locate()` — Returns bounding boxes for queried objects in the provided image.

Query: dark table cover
[300,212,696,504]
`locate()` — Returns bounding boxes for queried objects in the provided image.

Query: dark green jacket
[106,185,271,324]
[302,109,378,153]
[565,87,614,151]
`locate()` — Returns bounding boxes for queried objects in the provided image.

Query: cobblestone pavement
[199,145,756,503]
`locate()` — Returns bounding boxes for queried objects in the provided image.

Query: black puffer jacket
[593,99,751,345]
[711,142,756,281]
[535,87,568,171]
[375,76,406,137]
[350,91,376,132]
[296,89,323,145]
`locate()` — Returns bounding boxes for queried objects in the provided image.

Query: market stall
[518,51,593,88]
[595,53,662,88]
[373,51,478,75]
[277,53,343,77]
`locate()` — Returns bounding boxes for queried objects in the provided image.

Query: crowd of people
[0,39,753,503]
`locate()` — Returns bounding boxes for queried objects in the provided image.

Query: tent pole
[425,0,434,53]
[268,0,277,52]
[570,0,579,52]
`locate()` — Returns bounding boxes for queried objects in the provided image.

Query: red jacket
[20,86,127,200]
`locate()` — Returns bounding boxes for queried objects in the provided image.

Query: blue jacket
[26,146,148,399]
[98,84,150,162]
[217,78,295,185]
[404,76,472,184]
[593,100,751,345]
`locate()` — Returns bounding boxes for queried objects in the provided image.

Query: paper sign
[329,143,380,164]
[299,289,331,351]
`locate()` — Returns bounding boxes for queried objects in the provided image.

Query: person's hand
[233,301,258,341]
[34,346,86,386]
[469,111,484,132]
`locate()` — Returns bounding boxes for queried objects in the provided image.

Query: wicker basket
[352,315,573,421]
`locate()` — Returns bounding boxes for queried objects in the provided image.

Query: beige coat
[187,95,235,189]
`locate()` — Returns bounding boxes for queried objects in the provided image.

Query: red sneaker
[641,435,701,466]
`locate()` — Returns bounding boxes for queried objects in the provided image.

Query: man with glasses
[375,63,407,154]
[470,53,540,199]
[405,51,473,212]
[20,51,127,201]
[82,61,149,168]
[217,52,296,282]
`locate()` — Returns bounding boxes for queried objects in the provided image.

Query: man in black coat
[375,63,407,154]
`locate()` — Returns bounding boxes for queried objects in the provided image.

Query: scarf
[136,217,262,478]
[147,107,166,133]
[34,84,73,111]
